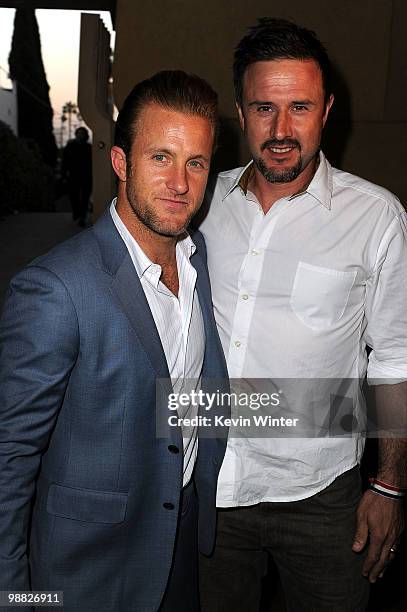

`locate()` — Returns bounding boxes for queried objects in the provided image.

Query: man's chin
[257,159,303,184]
[138,210,193,239]
[149,221,190,238]
[265,169,301,183]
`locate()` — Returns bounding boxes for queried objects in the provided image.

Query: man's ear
[111,146,127,182]
[236,102,245,131]
[322,94,334,127]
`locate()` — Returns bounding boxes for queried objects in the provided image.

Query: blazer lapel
[191,251,212,338]
[110,254,171,380]
[191,248,228,380]
[110,238,184,444]
[93,209,182,443]
[92,209,170,380]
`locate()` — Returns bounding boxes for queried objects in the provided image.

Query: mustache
[261,139,301,152]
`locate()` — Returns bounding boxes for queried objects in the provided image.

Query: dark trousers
[159,478,199,611]
[200,467,370,612]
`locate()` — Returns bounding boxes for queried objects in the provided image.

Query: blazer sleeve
[0,265,79,591]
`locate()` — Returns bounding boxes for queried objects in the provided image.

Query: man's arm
[352,383,406,582]
[353,210,407,582]
[0,266,78,590]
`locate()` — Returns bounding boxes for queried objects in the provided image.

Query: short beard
[255,155,303,184]
[253,138,320,184]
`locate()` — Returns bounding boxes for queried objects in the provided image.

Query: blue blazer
[0,210,229,611]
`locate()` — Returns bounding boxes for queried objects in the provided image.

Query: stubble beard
[254,139,319,184]
[255,155,304,184]
[125,181,193,239]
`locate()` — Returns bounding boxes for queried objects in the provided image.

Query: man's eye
[293,105,308,112]
[153,154,166,161]
[257,105,273,113]
[188,160,204,169]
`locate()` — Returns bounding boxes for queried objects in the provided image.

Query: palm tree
[62,101,78,141]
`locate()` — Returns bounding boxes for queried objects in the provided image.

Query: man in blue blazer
[0,71,228,611]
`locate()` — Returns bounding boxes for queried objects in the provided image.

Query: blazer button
[163,502,175,510]
[168,444,180,454]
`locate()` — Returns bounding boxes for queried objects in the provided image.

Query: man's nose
[271,110,293,141]
[167,165,189,194]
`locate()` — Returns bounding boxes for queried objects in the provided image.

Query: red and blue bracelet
[368,477,407,501]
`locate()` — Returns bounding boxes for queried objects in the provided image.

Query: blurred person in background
[62,126,92,226]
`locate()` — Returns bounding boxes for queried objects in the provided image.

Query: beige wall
[112,0,407,202]
[78,13,115,218]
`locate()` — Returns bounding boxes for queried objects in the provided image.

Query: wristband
[368,477,407,501]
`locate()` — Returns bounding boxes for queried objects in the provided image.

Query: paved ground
[0,211,83,305]
[0,195,85,305]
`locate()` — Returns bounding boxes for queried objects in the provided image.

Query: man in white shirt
[199,18,407,612]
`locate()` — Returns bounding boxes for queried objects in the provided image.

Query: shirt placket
[226,197,287,378]
[177,252,197,383]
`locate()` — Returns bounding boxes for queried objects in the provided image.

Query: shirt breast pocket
[290,262,357,331]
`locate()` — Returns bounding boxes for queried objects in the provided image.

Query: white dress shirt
[110,201,205,487]
[199,152,407,505]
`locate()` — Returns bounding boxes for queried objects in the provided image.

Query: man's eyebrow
[247,99,316,107]
[248,100,274,107]
[291,99,316,106]
[189,154,210,163]
[146,146,173,155]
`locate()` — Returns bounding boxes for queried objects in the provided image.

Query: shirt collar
[110,199,196,282]
[223,160,254,200]
[222,151,333,210]
[298,151,333,210]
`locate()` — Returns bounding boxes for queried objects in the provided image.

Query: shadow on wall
[322,60,352,168]
[212,116,243,175]
[194,115,243,228]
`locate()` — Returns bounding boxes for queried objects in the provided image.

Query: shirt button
[234,340,241,348]
[250,249,260,256]
[168,444,179,454]
[241,294,249,300]
[163,502,175,510]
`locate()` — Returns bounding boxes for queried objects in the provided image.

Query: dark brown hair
[234,18,332,108]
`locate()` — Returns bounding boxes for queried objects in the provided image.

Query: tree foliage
[8,7,57,168]
[0,120,54,214]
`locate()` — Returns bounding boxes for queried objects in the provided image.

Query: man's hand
[352,489,404,582]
